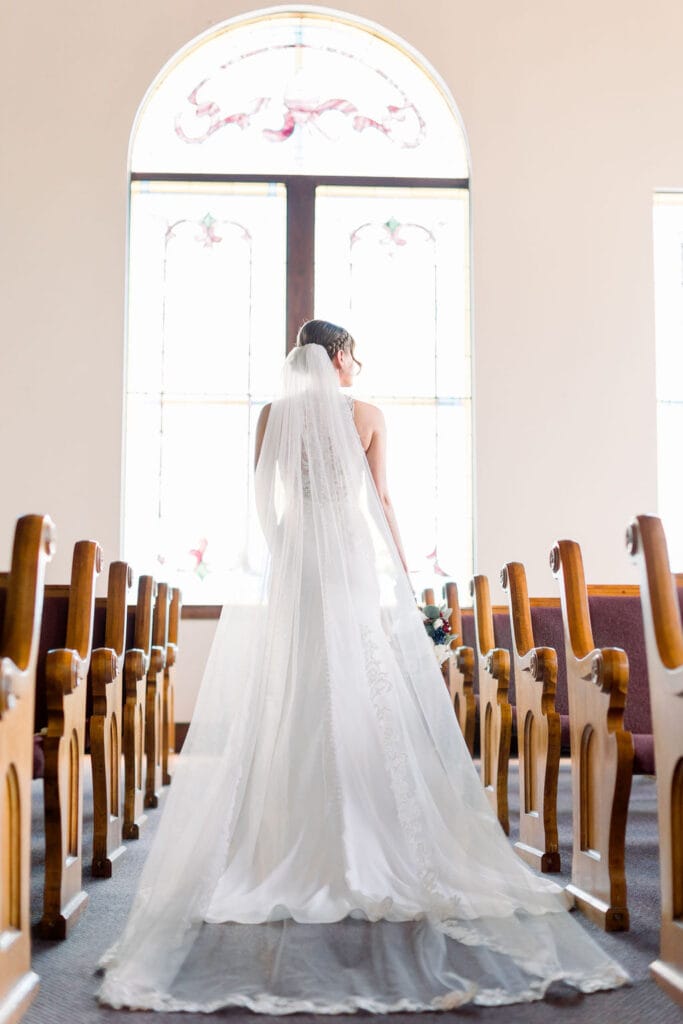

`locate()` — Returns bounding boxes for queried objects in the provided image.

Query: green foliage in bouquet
[417,601,459,664]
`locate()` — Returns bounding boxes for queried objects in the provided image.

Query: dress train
[97,343,629,1012]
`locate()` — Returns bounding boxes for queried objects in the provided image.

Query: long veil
[98,343,628,1013]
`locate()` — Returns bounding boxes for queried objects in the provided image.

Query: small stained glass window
[131,12,467,179]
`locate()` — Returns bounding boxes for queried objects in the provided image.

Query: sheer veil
[97,343,628,1013]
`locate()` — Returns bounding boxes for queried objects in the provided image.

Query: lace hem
[97,963,629,1015]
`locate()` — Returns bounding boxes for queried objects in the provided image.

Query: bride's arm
[254,403,271,470]
[364,408,409,574]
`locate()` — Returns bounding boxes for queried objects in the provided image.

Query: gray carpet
[23,758,678,1023]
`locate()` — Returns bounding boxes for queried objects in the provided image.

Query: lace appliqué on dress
[359,623,449,909]
[301,394,355,505]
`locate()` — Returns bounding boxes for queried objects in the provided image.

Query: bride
[98,320,629,1013]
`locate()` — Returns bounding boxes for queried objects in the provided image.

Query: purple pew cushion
[529,605,569,715]
[633,734,654,775]
[588,595,651,736]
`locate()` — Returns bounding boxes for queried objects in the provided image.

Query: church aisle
[24,759,674,1024]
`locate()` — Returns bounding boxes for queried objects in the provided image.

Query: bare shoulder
[352,399,384,427]
[350,399,384,453]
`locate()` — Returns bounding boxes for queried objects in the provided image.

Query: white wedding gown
[98,344,629,1013]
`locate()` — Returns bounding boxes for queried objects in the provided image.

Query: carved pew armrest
[484,647,510,689]
[165,642,178,669]
[124,648,148,697]
[576,646,629,697]
[588,647,629,700]
[45,648,86,703]
[149,644,166,675]
[518,646,558,685]
[454,645,474,678]
[90,647,121,710]
[91,647,120,685]
[0,655,22,714]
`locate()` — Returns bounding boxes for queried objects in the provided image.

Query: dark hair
[296,320,362,374]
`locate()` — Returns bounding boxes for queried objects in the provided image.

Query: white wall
[2,0,681,713]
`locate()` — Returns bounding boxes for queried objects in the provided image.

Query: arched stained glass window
[131,11,468,178]
[124,7,471,603]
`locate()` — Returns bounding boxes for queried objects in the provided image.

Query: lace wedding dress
[97,343,629,1013]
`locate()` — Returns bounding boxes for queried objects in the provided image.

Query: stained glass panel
[124,182,286,600]
[131,12,467,179]
[315,185,472,592]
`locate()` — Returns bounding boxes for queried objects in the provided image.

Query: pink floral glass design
[174,44,426,151]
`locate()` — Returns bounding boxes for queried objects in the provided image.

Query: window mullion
[286,178,316,352]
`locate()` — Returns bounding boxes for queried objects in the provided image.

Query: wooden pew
[144,582,169,810]
[501,562,561,872]
[39,541,101,940]
[471,575,512,834]
[89,562,132,877]
[441,582,476,755]
[162,587,180,786]
[0,515,54,1022]
[627,514,683,1005]
[551,539,633,931]
[122,576,154,840]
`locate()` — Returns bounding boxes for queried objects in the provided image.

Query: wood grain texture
[144,584,169,810]
[40,541,101,940]
[89,562,132,878]
[551,539,633,931]
[286,178,315,352]
[628,514,683,1004]
[162,588,181,786]
[441,582,476,756]
[501,562,561,873]
[471,575,512,834]
[0,515,54,1022]
[122,576,154,840]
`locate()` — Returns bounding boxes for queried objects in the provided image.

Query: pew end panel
[162,587,181,786]
[628,515,683,1005]
[0,515,55,1023]
[501,563,561,873]
[471,576,512,835]
[145,582,169,809]
[439,582,476,755]
[551,540,633,932]
[448,646,476,755]
[123,576,155,840]
[40,540,102,940]
[90,562,132,878]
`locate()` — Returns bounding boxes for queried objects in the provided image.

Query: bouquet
[418,601,459,666]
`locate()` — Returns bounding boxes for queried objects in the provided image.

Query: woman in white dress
[97,320,629,1013]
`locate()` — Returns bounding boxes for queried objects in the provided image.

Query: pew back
[0,515,54,1021]
[628,514,683,1006]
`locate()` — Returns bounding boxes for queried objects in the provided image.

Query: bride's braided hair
[296,320,362,373]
